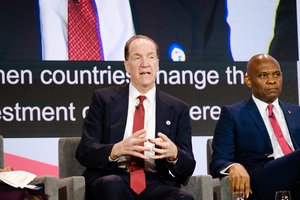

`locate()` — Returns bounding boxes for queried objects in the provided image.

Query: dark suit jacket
[75,84,196,187]
[0,0,232,61]
[210,97,300,188]
[130,0,232,61]
[0,0,41,60]
[268,0,298,61]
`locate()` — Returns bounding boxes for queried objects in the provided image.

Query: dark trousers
[0,182,47,200]
[251,149,300,200]
[86,171,194,200]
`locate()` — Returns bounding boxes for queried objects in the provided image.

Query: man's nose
[267,74,277,83]
[141,58,150,67]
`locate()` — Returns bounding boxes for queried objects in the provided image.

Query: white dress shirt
[38,0,135,60]
[252,95,294,159]
[117,83,156,172]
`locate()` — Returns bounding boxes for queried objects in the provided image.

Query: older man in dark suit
[76,35,196,200]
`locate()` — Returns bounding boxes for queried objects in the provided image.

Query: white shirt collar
[129,83,156,104]
[252,95,280,114]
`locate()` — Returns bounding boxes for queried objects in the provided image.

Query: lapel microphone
[135,98,141,109]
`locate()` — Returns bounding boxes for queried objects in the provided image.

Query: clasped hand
[110,129,178,161]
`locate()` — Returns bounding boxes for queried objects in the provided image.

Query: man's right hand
[228,163,252,199]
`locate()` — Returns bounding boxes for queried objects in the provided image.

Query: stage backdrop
[0,61,298,175]
[0,61,298,137]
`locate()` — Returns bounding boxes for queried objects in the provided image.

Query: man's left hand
[148,132,178,160]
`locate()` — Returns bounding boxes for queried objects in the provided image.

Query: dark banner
[0,61,298,137]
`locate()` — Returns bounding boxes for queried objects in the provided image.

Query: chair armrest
[184,175,213,200]
[212,176,233,200]
[30,176,59,200]
[59,176,85,200]
[220,176,233,200]
[212,177,221,199]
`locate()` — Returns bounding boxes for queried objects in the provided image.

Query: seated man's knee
[179,189,194,200]
[87,174,129,199]
[99,174,124,191]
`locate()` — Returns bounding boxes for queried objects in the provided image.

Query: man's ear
[244,75,252,88]
[124,60,130,74]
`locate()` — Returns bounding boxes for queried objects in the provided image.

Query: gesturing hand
[148,132,178,161]
[110,129,151,160]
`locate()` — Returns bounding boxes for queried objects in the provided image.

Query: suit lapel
[155,90,174,138]
[109,85,129,143]
[155,89,175,170]
[246,98,272,147]
[280,102,298,148]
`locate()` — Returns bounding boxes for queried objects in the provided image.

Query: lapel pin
[166,120,171,125]
[288,110,292,115]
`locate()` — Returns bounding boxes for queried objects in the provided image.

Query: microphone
[268,112,274,118]
[135,98,140,109]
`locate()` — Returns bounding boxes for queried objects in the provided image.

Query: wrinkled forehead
[129,38,156,49]
[128,39,157,55]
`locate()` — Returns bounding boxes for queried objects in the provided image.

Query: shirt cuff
[220,163,238,175]
[108,156,119,162]
[167,157,178,165]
